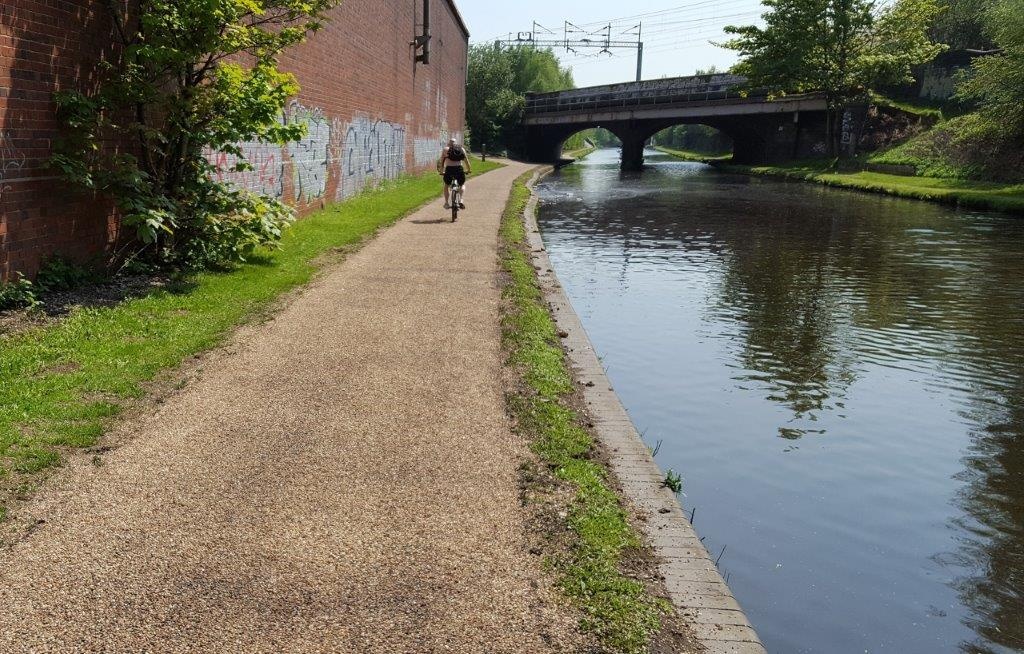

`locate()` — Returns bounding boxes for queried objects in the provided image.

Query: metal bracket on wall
[413,0,431,64]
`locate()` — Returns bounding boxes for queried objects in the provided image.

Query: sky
[457,0,767,88]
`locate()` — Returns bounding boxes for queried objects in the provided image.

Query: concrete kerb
[520,167,767,654]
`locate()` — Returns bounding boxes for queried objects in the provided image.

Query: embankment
[713,161,1024,215]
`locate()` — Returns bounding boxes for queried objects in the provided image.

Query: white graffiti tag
[0,131,27,200]
[286,102,332,202]
[337,116,407,200]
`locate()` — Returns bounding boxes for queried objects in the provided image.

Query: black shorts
[443,167,466,186]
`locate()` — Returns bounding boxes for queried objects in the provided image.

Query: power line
[576,0,760,28]
[476,0,760,43]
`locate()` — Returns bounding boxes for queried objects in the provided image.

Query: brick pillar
[620,134,646,171]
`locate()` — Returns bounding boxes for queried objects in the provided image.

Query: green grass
[865,112,1024,183]
[0,156,502,514]
[717,159,1024,214]
[655,145,731,163]
[869,92,945,121]
[500,170,667,653]
[563,145,597,161]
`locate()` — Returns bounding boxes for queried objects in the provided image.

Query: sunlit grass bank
[717,159,1024,214]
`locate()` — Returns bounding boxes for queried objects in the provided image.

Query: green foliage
[930,0,996,49]
[0,276,39,311]
[51,0,340,270]
[868,92,944,120]
[662,470,683,495]
[957,0,1024,137]
[466,45,575,153]
[655,124,732,155]
[500,172,667,652]
[35,258,99,293]
[723,0,945,153]
[590,128,622,148]
[871,113,1024,180]
[719,158,1024,212]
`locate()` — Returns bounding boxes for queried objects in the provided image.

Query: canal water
[535,148,1024,653]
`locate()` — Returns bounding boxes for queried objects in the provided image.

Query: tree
[465,45,522,152]
[655,124,732,155]
[51,0,339,269]
[722,0,945,154]
[506,47,575,95]
[958,0,1024,136]
[465,45,575,154]
[930,0,996,50]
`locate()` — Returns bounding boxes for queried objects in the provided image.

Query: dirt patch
[0,273,176,336]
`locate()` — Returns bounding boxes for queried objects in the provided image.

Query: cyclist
[438,138,471,210]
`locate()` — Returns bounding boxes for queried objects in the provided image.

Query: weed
[0,275,40,311]
[35,257,98,293]
[647,438,663,458]
[662,469,683,495]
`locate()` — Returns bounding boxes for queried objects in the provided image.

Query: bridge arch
[523,75,829,170]
[526,117,764,170]
[652,122,733,158]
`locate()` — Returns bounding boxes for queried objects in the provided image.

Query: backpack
[447,145,466,161]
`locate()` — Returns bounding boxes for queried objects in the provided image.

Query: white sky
[457,0,767,87]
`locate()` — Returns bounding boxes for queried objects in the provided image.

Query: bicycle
[449,179,463,222]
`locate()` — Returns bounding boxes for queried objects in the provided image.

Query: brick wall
[0,0,468,280]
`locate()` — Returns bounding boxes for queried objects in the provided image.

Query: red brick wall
[0,0,468,280]
[0,0,120,281]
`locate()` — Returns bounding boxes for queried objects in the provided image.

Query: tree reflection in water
[536,152,1024,652]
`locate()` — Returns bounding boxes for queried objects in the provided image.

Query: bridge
[523,74,830,170]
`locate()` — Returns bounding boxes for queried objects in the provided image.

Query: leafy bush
[0,276,40,311]
[35,258,97,293]
[50,0,339,271]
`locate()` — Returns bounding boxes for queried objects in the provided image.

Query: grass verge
[868,92,945,121]
[716,159,1024,214]
[0,157,503,520]
[655,145,731,163]
[563,146,597,161]
[499,169,667,653]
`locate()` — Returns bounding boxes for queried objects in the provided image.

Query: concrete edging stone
[521,167,767,654]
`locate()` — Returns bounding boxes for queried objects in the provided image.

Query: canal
[535,148,1024,653]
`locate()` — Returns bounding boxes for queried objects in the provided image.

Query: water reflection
[536,149,1024,653]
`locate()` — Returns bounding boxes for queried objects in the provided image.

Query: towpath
[0,161,581,652]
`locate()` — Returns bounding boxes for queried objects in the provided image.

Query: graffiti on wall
[211,139,285,199]
[0,131,27,200]
[414,137,442,168]
[413,128,465,169]
[286,102,332,203]
[337,116,407,200]
[210,102,453,204]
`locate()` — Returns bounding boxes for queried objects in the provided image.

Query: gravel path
[0,161,581,653]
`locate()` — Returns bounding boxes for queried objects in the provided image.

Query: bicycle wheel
[451,187,460,222]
